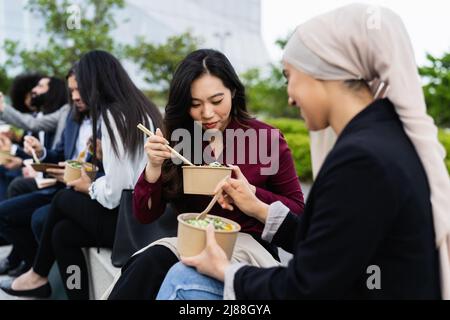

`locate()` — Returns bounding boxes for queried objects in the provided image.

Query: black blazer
[234,99,441,300]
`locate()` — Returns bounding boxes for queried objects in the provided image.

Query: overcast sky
[261,0,450,66]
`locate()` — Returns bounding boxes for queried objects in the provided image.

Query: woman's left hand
[181,224,230,282]
[67,168,92,194]
[216,165,256,211]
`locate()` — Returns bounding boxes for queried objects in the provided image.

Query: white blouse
[89,112,154,210]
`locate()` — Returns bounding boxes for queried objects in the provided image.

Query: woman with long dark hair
[1,50,163,299]
[107,49,305,299]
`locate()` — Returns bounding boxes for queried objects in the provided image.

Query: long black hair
[66,64,89,123]
[75,50,163,162]
[42,77,68,114]
[162,49,252,202]
[9,73,43,113]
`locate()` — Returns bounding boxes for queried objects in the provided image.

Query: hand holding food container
[181,223,232,282]
[45,163,66,183]
[178,172,270,281]
[65,161,97,194]
[177,212,241,260]
[64,145,99,194]
[63,160,97,184]
[62,142,99,183]
[177,177,241,260]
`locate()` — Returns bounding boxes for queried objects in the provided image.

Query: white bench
[84,248,120,300]
[83,247,293,300]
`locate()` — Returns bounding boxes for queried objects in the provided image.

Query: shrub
[438,129,450,173]
[267,119,450,182]
[283,133,313,182]
[265,118,313,182]
[265,118,309,136]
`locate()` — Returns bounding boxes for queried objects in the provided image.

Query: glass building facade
[0,0,270,78]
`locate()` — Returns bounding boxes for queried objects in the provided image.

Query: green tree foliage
[125,32,200,98]
[0,66,12,93]
[3,0,125,78]
[242,66,298,118]
[266,118,450,182]
[241,34,298,118]
[1,0,200,102]
[265,118,312,182]
[419,52,450,127]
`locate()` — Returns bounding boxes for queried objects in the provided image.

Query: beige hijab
[283,3,450,299]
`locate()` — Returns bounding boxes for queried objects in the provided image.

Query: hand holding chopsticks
[30,148,41,164]
[23,136,42,164]
[137,123,194,166]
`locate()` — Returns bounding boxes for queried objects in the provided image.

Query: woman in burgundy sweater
[108,49,304,300]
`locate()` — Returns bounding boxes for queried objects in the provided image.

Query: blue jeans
[156,262,225,300]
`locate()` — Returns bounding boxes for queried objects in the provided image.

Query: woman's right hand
[23,136,44,158]
[144,128,171,183]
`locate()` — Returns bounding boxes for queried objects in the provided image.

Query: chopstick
[137,124,194,166]
[196,176,229,220]
[24,134,41,164]
[30,148,41,164]
[77,146,88,163]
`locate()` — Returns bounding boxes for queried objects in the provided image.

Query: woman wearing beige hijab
[156,4,449,300]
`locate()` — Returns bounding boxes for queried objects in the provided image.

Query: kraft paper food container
[177,213,241,260]
[64,161,98,183]
[182,166,232,195]
[0,151,12,165]
[0,124,11,133]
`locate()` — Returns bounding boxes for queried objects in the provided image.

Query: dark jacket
[44,108,82,163]
[15,130,55,160]
[43,109,103,173]
[234,99,441,300]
